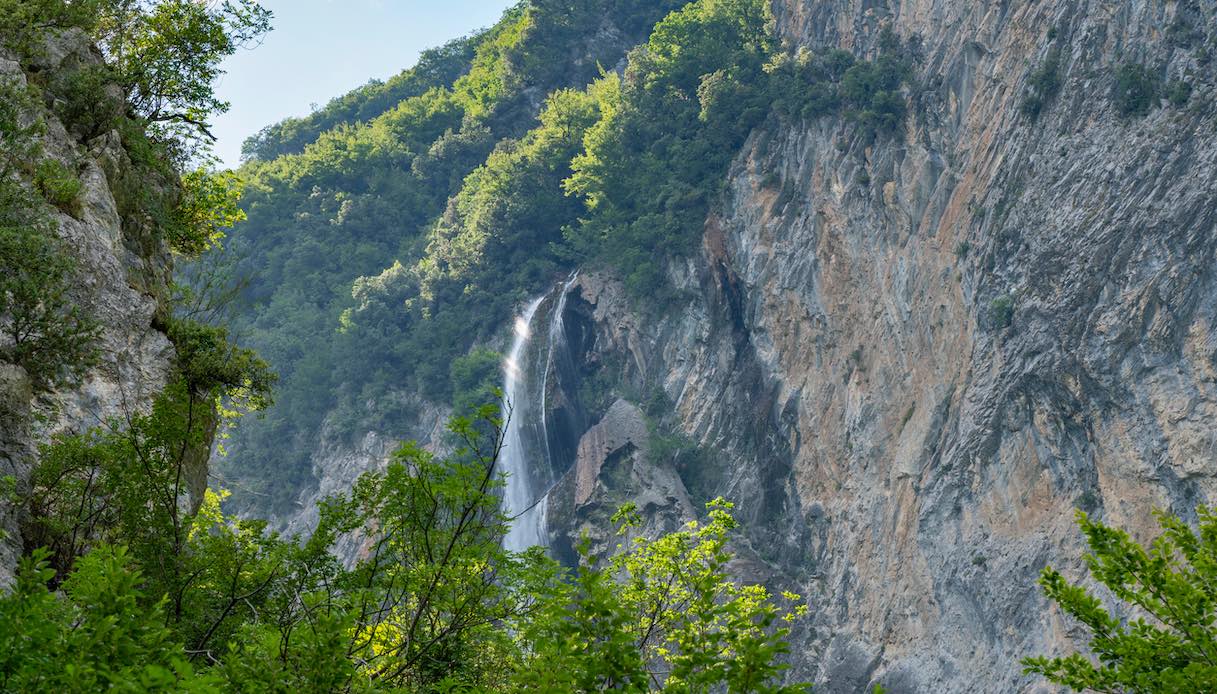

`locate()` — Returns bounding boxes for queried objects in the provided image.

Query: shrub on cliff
[1024,507,1217,691]
[0,78,99,391]
[1113,62,1159,117]
[1022,48,1062,120]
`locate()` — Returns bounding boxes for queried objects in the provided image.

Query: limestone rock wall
[557,1,1217,690]
[0,32,176,587]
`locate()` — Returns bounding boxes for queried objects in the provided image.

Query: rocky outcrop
[573,399,650,506]
[547,398,694,561]
[270,397,449,552]
[0,32,176,587]
[552,1,1217,691]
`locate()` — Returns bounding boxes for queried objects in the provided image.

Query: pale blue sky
[211,0,516,168]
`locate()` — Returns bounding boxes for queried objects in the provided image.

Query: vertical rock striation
[554,1,1217,690]
[0,32,176,587]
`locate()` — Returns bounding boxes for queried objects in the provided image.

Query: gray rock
[554,2,1217,689]
[0,31,175,587]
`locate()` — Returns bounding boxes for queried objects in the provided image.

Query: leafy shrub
[33,158,82,213]
[0,222,99,391]
[1113,62,1159,117]
[0,546,215,692]
[166,169,246,255]
[839,48,911,135]
[1166,79,1193,107]
[164,316,274,407]
[990,294,1014,329]
[51,63,122,140]
[1022,48,1062,120]
[515,500,809,692]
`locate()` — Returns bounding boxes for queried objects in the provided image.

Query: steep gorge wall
[555,0,1217,690]
[256,1,1217,689]
[0,32,177,586]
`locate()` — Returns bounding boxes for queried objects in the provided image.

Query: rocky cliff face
[263,0,1217,689]
[0,32,176,587]
[547,0,1217,691]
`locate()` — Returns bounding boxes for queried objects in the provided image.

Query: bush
[1113,62,1159,117]
[33,158,82,213]
[1022,48,1062,120]
[1166,79,1193,107]
[0,223,99,391]
[990,294,1014,329]
[166,169,246,256]
[51,63,122,140]
[0,546,215,692]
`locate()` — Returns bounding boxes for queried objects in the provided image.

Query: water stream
[499,275,577,552]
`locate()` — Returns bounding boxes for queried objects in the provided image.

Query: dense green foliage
[219,0,916,512]
[0,222,99,390]
[8,397,811,691]
[1022,47,1062,120]
[516,501,808,693]
[1113,62,1159,117]
[0,546,217,692]
[1024,508,1217,691]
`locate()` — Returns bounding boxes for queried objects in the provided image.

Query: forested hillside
[0,2,821,690]
[220,0,679,507]
[219,0,911,513]
[6,0,1217,690]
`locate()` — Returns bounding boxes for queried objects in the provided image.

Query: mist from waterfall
[499,275,578,553]
[500,296,546,552]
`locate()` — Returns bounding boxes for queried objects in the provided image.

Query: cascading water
[539,273,579,478]
[500,296,547,552]
[499,274,579,553]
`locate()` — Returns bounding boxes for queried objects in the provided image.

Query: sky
[211,0,516,168]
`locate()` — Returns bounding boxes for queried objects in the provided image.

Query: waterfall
[500,296,547,552]
[539,272,579,478]
[499,274,578,553]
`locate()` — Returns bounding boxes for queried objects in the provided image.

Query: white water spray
[500,296,548,552]
[499,274,579,553]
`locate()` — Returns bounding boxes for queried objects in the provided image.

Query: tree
[0,224,100,391]
[14,400,814,691]
[513,500,809,693]
[94,0,272,145]
[1023,507,1217,691]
